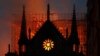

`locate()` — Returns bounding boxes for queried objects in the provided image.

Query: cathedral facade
[5,4,84,56]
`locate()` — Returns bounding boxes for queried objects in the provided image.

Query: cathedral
[5,4,84,56]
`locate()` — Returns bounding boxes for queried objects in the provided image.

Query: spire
[22,5,25,21]
[73,4,76,21]
[69,4,80,45]
[47,3,50,20]
[18,5,28,45]
[8,44,10,52]
[20,5,27,39]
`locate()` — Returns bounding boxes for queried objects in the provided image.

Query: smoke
[0,0,87,56]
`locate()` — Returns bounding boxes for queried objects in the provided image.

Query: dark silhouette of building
[67,5,80,52]
[87,0,100,56]
[5,4,84,56]
[18,5,30,56]
[5,44,18,56]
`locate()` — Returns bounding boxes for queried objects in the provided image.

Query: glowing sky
[0,0,87,56]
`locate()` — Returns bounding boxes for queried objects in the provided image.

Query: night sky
[0,0,87,56]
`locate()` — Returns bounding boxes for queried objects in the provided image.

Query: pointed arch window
[22,45,26,52]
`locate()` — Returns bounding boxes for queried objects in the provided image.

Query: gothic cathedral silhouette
[5,4,84,56]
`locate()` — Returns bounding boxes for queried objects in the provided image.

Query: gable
[31,19,65,41]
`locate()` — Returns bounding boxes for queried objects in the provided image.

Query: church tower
[68,4,80,52]
[18,5,29,56]
[47,4,50,20]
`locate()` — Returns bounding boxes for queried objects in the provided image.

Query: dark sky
[0,0,87,56]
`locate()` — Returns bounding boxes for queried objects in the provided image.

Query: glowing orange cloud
[11,18,87,55]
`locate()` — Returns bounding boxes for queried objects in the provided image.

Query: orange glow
[30,32,35,38]
[0,0,87,56]
[43,39,54,51]
[11,18,87,55]
[22,45,25,52]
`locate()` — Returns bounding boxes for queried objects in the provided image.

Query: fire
[11,18,87,55]
[30,32,35,38]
